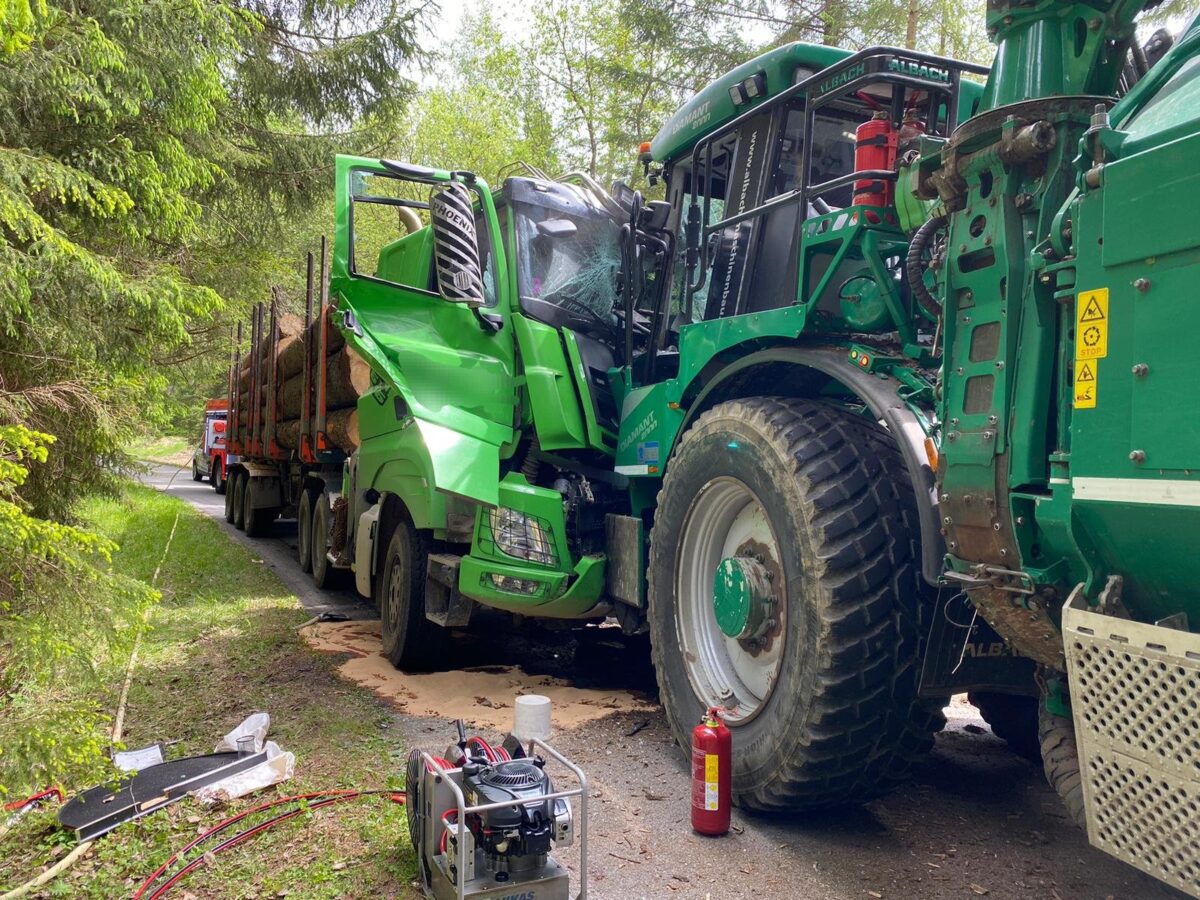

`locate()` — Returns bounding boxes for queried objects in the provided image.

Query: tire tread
[649,397,943,811]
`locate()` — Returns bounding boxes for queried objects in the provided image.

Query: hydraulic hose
[906,213,946,321]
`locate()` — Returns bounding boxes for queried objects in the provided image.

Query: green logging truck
[224,2,1200,893]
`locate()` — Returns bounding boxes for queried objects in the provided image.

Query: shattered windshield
[515,197,621,333]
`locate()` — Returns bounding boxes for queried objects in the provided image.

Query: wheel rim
[385,553,406,643]
[676,477,786,725]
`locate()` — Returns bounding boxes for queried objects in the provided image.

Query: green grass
[127,435,192,465]
[0,484,419,898]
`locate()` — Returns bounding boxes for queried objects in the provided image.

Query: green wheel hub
[713,556,776,641]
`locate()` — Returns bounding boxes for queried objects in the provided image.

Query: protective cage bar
[683,45,986,312]
[418,739,588,900]
[1063,591,1200,898]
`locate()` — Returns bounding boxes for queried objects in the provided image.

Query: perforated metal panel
[1063,594,1200,898]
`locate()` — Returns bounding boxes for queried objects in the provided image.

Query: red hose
[133,791,403,900]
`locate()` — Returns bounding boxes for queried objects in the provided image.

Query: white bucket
[512,694,553,742]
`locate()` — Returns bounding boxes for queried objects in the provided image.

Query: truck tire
[212,459,225,494]
[192,459,202,482]
[1038,701,1086,828]
[224,470,237,523]
[243,478,273,538]
[311,493,340,589]
[648,397,942,812]
[231,471,246,530]
[376,515,446,671]
[297,488,316,574]
[969,691,1040,761]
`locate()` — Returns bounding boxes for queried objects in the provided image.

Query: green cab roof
[650,42,851,163]
[649,42,989,164]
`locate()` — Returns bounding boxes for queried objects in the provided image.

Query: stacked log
[233,305,367,453]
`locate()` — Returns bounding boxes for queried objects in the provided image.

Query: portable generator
[405,722,588,900]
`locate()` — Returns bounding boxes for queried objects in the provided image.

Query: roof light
[743,73,766,99]
[731,72,767,107]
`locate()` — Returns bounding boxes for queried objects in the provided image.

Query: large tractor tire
[376,514,446,671]
[1038,700,1086,828]
[648,397,942,811]
[969,691,1041,761]
[297,488,316,574]
[231,471,247,531]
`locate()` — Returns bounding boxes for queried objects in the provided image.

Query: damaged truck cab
[326,40,1038,816]
[331,157,626,648]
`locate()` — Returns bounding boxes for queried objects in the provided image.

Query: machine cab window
[666,50,969,336]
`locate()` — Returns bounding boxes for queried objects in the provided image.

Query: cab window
[514,194,621,339]
[349,169,499,306]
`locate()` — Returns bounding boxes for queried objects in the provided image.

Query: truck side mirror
[430,182,485,308]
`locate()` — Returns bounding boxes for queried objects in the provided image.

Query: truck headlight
[488,507,556,566]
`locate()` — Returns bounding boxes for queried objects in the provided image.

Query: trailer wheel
[648,397,941,811]
[297,488,316,574]
[311,493,339,588]
[243,478,273,538]
[212,460,225,494]
[377,515,446,670]
[231,471,246,530]
[1038,700,1086,828]
[192,459,202,482]
[969,691,1040,761]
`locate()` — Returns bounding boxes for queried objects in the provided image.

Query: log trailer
[228,3,1199,891]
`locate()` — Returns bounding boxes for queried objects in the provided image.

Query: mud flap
[425,553,474,627]
[918,590,1037,698]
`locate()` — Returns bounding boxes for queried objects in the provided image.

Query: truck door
[331,157,517,438]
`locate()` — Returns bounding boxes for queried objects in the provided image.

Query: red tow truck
[192,398,233,493]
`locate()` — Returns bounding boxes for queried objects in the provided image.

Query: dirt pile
[302,620,656,731]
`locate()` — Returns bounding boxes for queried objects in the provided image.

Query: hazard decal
[1074,359,1097,409]
[1076,288,1109,360]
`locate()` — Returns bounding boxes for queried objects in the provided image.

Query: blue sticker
[637,441,660,464]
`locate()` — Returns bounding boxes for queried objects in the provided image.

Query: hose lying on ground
[132,790,405,900]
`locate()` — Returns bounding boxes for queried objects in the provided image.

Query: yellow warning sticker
[1075,359,1098,409]
[705,753,719,783]
[1076,288,1109,360]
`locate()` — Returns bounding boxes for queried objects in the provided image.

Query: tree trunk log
[322,407,359,451]
[276,408,358,452]
[276,346,370,418]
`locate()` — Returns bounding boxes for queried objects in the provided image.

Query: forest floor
[0,483,418,899]
[1,466,1185,899]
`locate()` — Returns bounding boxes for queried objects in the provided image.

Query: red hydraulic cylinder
[691,707,731,836]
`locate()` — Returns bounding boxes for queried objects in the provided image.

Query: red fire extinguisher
[691,707,732,836]
[853,110,898,209]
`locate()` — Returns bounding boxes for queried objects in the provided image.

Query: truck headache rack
[1063,591,1200,897]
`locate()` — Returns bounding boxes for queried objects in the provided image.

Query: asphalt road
[144,463,1184,900]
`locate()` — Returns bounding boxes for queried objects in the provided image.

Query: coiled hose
[905,213,946,320]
